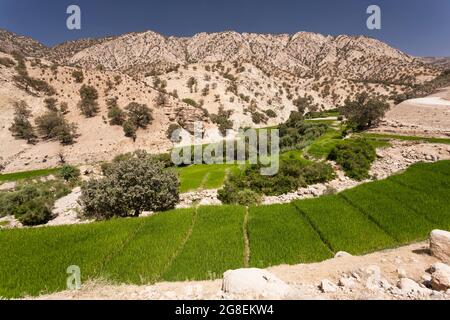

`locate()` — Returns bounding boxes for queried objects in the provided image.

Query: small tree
[125,102,153,128]
[9,100,36,143]
[79,153,179,219]
[78,85,99,117]
[35,111,64,139]
[35,111,77,145]
[340,93,389,130]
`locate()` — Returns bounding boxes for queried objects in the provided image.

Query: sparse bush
[72,70,84,83]
[125,102,153,128]
[122,120,137,140]
[35,111,77,145]
[182,98,198,108]
[264,109,277,118]
[0,181,71,226]
[79,153,179,219]
[59,165,80,182]
[78,85,99,117]
[167,123,182,142]
[44,98,58,111]
[107,99,126,126]
[210,107,233,136]
[217,186,262,206]
[9,100,36,143]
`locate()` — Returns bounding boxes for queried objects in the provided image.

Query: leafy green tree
[340,93,389,130]
[79,153,179,219]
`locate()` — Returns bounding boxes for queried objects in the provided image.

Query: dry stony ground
[29,241,448,300]
[372,86,450,138]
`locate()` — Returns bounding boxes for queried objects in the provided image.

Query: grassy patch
[0,168,60,182]
[177,164,240,192]
[306,128,343,158]
[162,206,245,281]
[362,133,450,145]
[248,204,332,267]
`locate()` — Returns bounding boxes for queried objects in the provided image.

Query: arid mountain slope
[0,28,444,172]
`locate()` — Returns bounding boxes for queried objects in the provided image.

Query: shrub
[17,200,53,226]
[264,109,277,118]
[182,98,198,107]
[340,93,389,130]
[79,153,179,219]
[155,92,168,107]
[78,85,99,117]
[71,70,84,83]
[122,120,137,140]
[125,102,153,128]
[59,165,80,182]
[35,111,77,145]
[328,139,376,180]
[44,98,58,111]
[55,121,78,145]
[9,100,36,143]
[217,185,262,206]
[107,105,126,126]
[210,107,233,136]
[219,159,335,199]
[167,123,182,142]
[0,181,71,226]
[59,102,69,114]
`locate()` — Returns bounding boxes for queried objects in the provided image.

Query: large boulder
[222,268,291,298]
[430,230,450,263]
[430,263,450,291]
[397,278,432,297]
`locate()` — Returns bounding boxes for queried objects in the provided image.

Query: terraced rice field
[177,164,240,192]
[1,161,449,298]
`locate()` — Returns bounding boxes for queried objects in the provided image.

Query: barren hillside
[0,28,443,172]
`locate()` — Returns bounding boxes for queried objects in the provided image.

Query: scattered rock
[319,279,338,293]
[397,278,432,297]
[335,251,352,258]
[338,276,356,289]
[429,230,450,263]
[397,268,407,279]
[430,263,450,291]
[222,268,291,298]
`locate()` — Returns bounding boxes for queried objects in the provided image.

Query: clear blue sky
[0,0,449,56]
